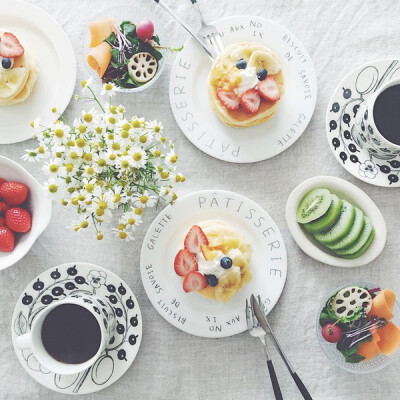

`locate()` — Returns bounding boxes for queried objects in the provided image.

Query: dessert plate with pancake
[0,0,76,144]
[140,190,287,338]
[169,15,317,163]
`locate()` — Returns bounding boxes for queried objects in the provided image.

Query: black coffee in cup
[41,304,101,364]
[373,84,400,146]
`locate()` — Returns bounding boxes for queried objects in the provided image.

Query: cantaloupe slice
[357,332,381,361]
[89,18,116,48]
[377,321,400,356]
[369,289,396,321]
[87,42,112,78]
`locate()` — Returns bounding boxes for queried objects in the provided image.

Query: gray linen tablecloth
[1,0,399,398]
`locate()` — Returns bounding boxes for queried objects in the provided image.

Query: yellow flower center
[49,164,58,173]
[154,125,161,133]
[134,207,143,215]
[85,184,94,193]
[139,135,147,143]
[67,140,75,147]
[121,130,129,139]
[38,146,45,154]
[128,218,135,225]
[98,201,107,210]
[118,224,126,230]
[140,195,148,204]
[112,142,120,151]
[132,119,140,128]
[119,231,127,239]
[84,153,92,162]
[78,125,86,134]
[154,150,161,157]
[96,208,104,216]
[70,152,78,160]
[109,153,116,161]
[133,152,142,161]
[161,171,169,179]
[81,221,89,229]
[84,113,92,123]
[121,160,129,169]
[122,123,131,131]
[55,129,64,138]
[108,117,116,124]
[86,167,95,175]
[48,184,58,193]
[105,83,113,91]
[98,158,107,167]
[114,194,121,203]
[76,138,86,148]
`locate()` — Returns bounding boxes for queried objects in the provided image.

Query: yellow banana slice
[248,50,281,75]
[0,67,29,100]
[215,267,241,302]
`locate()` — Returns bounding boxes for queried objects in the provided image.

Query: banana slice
[230,46,253,62]
[228,248,252,287]
[0,66,29,100]
[215,267,241,302]
[248,50,281,75]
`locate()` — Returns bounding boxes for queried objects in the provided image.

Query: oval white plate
[0,0,76,144]
[286,176,386,268]
[0,155,52,270]
[12,262,142,395]
[169,15,317,163]
[140,189,287,338]
[326,59,400,187]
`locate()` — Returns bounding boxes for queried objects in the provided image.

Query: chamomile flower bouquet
[23,80,185,241]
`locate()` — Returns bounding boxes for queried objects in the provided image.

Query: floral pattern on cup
[13,264,141,394]
[328,60,400,186]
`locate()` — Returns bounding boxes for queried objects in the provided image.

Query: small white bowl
[285,176,386,268]
[0,156,52,270]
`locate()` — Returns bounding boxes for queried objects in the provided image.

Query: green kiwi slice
[314,200,355,245]
[326,207,365,251]
[296,188,332,224]
[335,216,374,256]
[340,230,375,259]
[304,194,343,233]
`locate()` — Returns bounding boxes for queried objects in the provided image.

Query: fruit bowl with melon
[0,156,51,270]
[317,283,400,373]
[173,221,252,303]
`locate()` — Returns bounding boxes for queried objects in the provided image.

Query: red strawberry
[183,271,207,293]
[0,217,4,226]
[216,89,240,110]
[0,227,15,252]
[0,32,24,58]
[239,88,260,113]
[0,181,29,206]
[0,178,6,186]
[257,76,280,102]
[0,202,8,215]
[184,225,209,254]
[174,249,198,276]
[5,207,31,233]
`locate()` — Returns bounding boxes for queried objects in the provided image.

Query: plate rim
[169,14,317,164]
[140,188,287,338]
[0,0,76,144]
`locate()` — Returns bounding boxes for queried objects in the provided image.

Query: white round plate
[0,0,76,144]
[12,262,142,395]
[140,190,287,338]
[286,176,386,268]
[326,59,400,187]
[169,15,317,163]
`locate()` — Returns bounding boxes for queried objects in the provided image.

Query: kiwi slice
[326,207,365,251]
[335,216,374,256]
[340,230,375,259]
[314,200,356,245]
[304,194,343,233]
[296,188,332,224]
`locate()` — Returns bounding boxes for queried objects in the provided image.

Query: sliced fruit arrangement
[319,285,400,363]
[296,188,375,259]
[0,179,31,253]
[87,17,182,89]
[173,223,252,302]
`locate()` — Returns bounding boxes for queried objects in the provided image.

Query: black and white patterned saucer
[11,262,142,395]
[326,59,400,187]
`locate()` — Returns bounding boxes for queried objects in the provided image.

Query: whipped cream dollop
[236,67,259,96]
[197,249,242,279]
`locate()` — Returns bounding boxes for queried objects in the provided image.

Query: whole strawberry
[0,226,15,252]
[0,181,28,206]
[5,207,31,233]
[0,178,6,186]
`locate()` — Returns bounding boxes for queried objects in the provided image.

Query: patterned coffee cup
[354,78,400,159]
[15,293,116,375]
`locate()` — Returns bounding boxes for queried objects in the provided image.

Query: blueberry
[220,257,232,269]
[205,274,218,287]
[236,58,247,69]
[257,68,268,81]
[1,57,12,70]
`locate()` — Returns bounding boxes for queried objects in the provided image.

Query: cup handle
[15,332,32,349]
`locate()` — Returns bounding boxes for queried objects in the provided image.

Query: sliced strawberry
[184,225,209,254]
[0,32,24,58]
[183,271,208,293]
[216,89,240,110]
[257,76,280,102]
[239,88,260,113]
[174,249,198,276]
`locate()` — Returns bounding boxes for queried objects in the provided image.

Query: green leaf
[345,353,365,363]
[138,40,163,61]
[122,22,136,36]
[110,48,120,63]
[152,34,161,45]
[319,309,335,327]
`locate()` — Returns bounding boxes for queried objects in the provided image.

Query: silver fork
[189,0,224,58]
[246,297,283,400]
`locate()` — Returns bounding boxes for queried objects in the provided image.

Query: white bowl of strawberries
[0,156,52,270]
